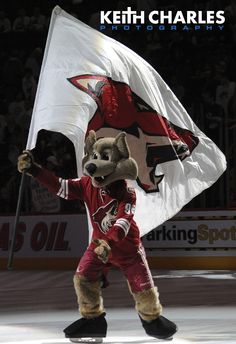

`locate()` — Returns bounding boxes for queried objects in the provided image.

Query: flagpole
[7,171,26,270]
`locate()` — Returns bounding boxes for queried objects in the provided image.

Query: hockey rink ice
[1,269,236,344]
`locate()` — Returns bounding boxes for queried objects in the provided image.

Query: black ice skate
[140,315,177,340]
[63,312,107,343]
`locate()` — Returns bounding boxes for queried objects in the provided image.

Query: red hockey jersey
[36,168,141,257]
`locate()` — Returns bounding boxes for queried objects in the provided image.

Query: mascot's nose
[86,163,97,176]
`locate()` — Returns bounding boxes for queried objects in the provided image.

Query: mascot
[18,130,177,342]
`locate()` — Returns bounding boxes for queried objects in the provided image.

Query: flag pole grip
[7,171,26,270]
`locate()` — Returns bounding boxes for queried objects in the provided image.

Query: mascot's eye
[93,153,98,159]
[101,153,109,161]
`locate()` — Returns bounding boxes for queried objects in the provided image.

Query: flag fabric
[27,6,226,236]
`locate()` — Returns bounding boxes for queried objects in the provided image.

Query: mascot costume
[18,130,177,342]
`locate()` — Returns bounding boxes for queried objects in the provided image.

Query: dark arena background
[0,1,236,344]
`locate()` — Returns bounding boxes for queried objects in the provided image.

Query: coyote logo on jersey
[68,75,199,193]
[92,199,118,234]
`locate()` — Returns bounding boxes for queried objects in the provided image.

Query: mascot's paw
[93,239,111,264]
[140,315,177,340]
[17,150,41,176]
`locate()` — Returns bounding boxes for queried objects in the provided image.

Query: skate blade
[69,338,103,343]
[156,334,174,341]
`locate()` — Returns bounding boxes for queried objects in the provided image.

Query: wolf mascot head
[82,130,138,188]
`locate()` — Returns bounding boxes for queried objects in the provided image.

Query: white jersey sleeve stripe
[65,179,69,199]
[57,178,63,197]
[61,179,65,198]
[57,178,69,199]
[114,218,131,236]
[114,223,129,236]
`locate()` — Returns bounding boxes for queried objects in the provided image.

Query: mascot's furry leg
[133,286,162,321]
[123,245,177,340]
[63,274,107,340]
[132,286,177,339]
[73,275,104,318]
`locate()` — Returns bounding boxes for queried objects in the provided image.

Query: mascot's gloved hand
[17,150,41,177]
[93,239,111,264]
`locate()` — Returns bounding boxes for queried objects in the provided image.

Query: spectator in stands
[0,114,7,146]
[202,89,224,147]
[8,92,25,117]
[0,10,11,32]
[169,74,185,102]
[12,8,30,32]
[2,50,24,102]
[225,0,236,25]
[22,68,37,101]
[24,99,33,118]
[216,74,236,116]
[29,7,46,32]
[25,47,42,80]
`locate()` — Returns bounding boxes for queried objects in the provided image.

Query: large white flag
[27,6,226,236]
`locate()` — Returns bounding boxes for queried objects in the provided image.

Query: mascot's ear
[114,132,130,159]
[84,130,97,155]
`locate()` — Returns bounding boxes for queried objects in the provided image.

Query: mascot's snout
[85,163,97,176]
[82,130,138,188]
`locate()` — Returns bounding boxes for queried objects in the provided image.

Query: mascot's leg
[121,244,177,339]
[73,274,105,318]
[63,249,107,341]
[133,286,177,340]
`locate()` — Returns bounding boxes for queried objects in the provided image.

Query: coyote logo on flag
[68,75,199,193]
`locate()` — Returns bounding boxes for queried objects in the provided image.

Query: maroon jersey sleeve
[106,187,136,242]
[35,168,85,201]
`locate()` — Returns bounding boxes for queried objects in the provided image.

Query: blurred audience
[0,10,11,32]
[12,8,30,32]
